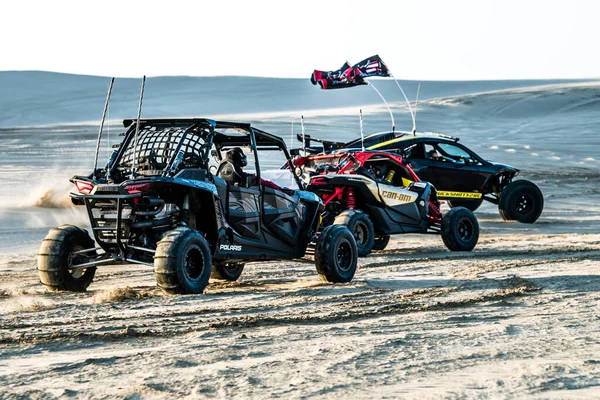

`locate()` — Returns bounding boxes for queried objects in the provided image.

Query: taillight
[124,183,151,194]
[75,181,94,194]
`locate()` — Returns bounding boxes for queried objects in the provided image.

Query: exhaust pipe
[131,216,175,229]
[136,197,165,216]
[141,197,164,207]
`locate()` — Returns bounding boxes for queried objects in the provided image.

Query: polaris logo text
[220,244,242,252]
[96,185,120,192]
[381,190,413,202]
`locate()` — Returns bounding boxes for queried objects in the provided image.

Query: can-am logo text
[220,244,242,252]
[381,190,413,202]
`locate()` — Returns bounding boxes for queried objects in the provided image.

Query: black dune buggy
[299,131,544,223]
[291,149,479,256]
[37,118,358,294]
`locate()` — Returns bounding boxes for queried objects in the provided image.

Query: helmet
[226,147,248,168]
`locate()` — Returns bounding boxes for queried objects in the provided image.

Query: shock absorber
[429,200,442,219]
[346,187,356,210]
[180,194,191,226]
[385,169,395,183]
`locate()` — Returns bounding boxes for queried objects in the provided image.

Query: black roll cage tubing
[211,122,304,190]
[108,119,216,180]
[109,118,303,189]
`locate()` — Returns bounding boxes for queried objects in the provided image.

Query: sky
[1,0,598,80]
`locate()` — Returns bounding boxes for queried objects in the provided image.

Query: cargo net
[119,125,211,176]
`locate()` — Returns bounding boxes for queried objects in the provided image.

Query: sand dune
[1,199,599,398]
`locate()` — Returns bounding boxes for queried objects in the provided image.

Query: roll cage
[295,150,421,185]
[106,118,303,188]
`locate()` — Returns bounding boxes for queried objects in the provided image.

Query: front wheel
[334,210,374,257]
[315,225,358,283]
[211,262,245,281]
[37,225,97,292]
[154,228,212,294]
[441,207,479,251]
[498,180,543,223]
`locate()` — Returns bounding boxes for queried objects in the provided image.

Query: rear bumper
[71,192,142,255]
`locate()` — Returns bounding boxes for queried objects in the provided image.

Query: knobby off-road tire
[37,225,97,292]
[447,199,483,212]
[372,235,391,251]
[334,209,375,257]
[498,180,543,223]
[441,207,479,251]
[315,225,358,283]
[154,227,212,294]
[211,262,245,281]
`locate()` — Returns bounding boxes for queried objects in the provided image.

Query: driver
[217,147,281,190]
[428,149,440,160]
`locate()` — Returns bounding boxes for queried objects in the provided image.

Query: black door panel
[228,186,261,239]
[262,188,301,246]
[428,161,484,192]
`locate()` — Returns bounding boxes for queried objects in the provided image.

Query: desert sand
[1,175,599,399]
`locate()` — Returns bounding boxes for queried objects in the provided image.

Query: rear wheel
[37,225,97,292]
[441,207,479,251]
[154,228,212,294]
[372,235,390,251]
[498,180,543,223]
[315,225,358,283]
[211,262,245,281]
[447,199,483,212]
[334,210,374,257]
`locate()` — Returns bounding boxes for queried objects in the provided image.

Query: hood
[488,161,519,173]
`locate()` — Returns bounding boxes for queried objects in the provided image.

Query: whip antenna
[93,77,114,180]
[290,120,294,150]
[107,96,110,154]
[359,109,365,151]
[414,83,420,135]
[390,75,416,134]
[301,115,306,155]
[131,75,146,178]
[367,80,395,132]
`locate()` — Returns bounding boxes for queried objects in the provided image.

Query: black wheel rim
[457,218,473,242]
[514,192,534,216]
[336,240,353,272]
[68,245,88,279]
[225,264,239,272]
[354,223,367,246]
[185,245,204,281]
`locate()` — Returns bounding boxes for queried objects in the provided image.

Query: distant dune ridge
[0,70,596,128]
